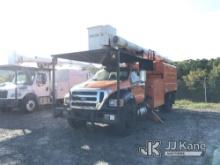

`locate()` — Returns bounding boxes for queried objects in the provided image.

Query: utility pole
[203,77,207,102]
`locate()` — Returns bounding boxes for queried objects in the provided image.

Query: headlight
[109,99,124,107]
[64,93,70,106]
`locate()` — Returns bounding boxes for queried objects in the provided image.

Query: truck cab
[0,65,51,112]
[68,65,144,110]
[61,64,145,133]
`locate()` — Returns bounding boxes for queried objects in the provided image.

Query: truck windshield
[0,70,35,85]
[13,71,35,85]
[92,68,129,81]
[0,70,15,84]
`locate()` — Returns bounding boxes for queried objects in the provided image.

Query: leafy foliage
[183,69,207,89]
[175,58,220,102]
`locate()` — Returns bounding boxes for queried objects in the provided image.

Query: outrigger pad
[147,110,164,124]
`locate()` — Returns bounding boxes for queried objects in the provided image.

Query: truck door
[130,70,145,104]
[34,71,51,105]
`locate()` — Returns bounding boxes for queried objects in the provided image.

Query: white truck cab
[0,65,52,112]
[0,58,90,112]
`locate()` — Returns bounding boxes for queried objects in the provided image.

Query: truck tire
[67,119,86,129]
[160,93,173,112]
[22,96,38,112]
[115,101,137,136]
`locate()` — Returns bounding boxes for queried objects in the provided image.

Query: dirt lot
[0,108,220,165]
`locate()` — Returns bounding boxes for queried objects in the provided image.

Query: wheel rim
[26,100,36,112]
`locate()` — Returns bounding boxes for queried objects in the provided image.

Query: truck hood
[80,80,117,89]
[73,80,131,91]
[0,82,16,90]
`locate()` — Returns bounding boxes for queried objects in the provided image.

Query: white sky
[0,0,220,64]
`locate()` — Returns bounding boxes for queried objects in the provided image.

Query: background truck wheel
[22,96,38,112]
[160,93,173,112]
[67,119,86,129]
[115,101,137,136]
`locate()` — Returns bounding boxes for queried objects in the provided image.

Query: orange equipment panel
[154,61,177,93]
[146,61,177,108]
[146,75,164,108]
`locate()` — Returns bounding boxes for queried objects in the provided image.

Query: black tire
[115,101,137,136]
[67,119,86,129]
[22,96,38,112]
[160,93,173,112]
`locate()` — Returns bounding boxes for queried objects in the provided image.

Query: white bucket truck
[0,55,90,112]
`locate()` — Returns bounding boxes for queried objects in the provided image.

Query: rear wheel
[160,93,173,112]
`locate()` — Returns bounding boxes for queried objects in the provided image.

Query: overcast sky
[0,0,220,64]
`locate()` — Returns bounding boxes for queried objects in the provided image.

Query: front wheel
[22,96,38,112]
[115,101,137,136]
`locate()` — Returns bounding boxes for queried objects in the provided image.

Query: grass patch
[174,99,220,110]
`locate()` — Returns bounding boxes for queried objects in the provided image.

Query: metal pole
[52,57,57,109]
[116,50,120,108]
[204,77,207,103]
[15,70,17,103]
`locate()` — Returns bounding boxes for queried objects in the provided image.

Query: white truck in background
[0,55,91,112]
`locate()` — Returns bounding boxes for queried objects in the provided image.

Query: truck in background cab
[0,56,90,112]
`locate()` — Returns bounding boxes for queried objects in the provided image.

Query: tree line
[173,58,220,102]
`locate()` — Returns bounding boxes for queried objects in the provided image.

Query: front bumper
[0,99,19,109]
[54,107,121,124]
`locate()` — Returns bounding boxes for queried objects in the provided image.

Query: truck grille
[0,90,7,98]
[70,90,106,110]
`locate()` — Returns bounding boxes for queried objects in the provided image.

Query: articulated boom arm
[143,50,171,63]
[17,55,95,70]
[111,35,171,63]
[16,55,53,69]
[87,25,171,63]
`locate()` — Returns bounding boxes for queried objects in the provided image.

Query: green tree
[175,58,220,102]
[208,64,220,102]
[183,69,207,90]
[182,69,207,101]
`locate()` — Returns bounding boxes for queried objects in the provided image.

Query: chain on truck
[0,56,90,112]
[53,25,177,135]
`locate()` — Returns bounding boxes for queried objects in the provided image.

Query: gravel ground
[0,108,220,165]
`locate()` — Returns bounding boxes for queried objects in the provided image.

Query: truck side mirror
[140,70,146,82]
